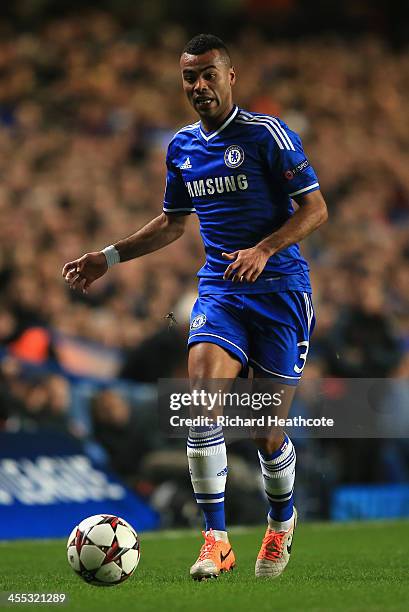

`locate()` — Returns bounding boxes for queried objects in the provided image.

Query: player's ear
[230,67,236,86]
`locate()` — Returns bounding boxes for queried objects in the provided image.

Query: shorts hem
[249,359,301,386]
[188,332,248,371]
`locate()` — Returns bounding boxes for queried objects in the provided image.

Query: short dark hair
[182,33,231,65]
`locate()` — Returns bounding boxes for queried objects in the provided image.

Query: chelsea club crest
[190,314,206,330]
[224,145,244,168]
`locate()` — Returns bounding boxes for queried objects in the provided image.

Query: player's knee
[188,359,212,381]
[188,343,211,377]
[254,431,285,455]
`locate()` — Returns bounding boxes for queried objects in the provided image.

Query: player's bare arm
[223,190,328,283]
[62,213,187,293]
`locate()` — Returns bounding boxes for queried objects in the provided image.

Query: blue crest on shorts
[190,314,207,330]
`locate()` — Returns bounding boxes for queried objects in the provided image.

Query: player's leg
[252,377,298,578]
[253,378,297,524]
[247,291,314,578]
[188,342,241,580]
[188,342,241,538]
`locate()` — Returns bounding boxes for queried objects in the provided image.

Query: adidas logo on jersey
[180,157,192,169]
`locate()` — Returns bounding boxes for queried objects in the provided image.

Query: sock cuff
[188,425,223,439]
[187,426,226,457]
[187,444,226,457]
[258,434,294,464]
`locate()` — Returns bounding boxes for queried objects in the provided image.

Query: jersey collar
[199,105,238,142]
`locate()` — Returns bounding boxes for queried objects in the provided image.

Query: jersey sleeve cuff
[288,183,320,197]
[163,206,196,214]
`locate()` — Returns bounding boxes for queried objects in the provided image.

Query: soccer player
[63,34,328,581]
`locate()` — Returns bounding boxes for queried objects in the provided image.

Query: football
[66,514,140,586]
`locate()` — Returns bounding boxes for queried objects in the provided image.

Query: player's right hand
[62,251,108,294]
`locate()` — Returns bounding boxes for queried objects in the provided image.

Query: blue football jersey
[163,105,320,295]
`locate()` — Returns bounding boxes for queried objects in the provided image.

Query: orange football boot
[190,529,235,580]
[255,508,297,578]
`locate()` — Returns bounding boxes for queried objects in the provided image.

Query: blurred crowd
[0,15,407,377]
[0,13,408,511]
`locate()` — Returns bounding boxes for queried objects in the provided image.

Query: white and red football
[67,514,140,586]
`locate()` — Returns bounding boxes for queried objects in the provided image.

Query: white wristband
[102,245,120,268]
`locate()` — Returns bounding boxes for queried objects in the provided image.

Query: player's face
[180,49,235,127]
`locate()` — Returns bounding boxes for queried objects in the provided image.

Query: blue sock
[195,493,226,531]
[187,425,227,532]
[258,434,296,523]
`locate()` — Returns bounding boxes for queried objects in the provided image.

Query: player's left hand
[222,245,271,283]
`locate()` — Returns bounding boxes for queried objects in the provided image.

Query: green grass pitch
[0,520,408,611]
